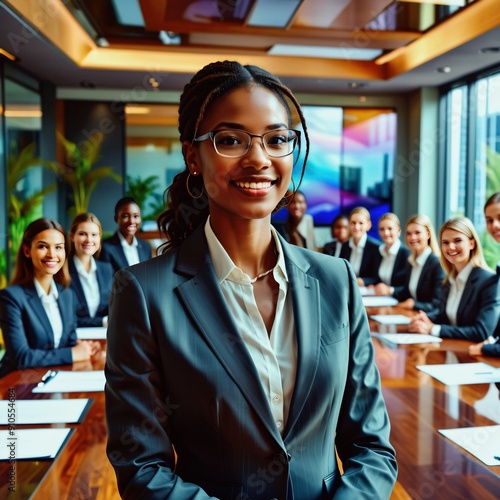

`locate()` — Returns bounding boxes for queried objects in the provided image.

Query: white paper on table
[76,327,107,340]
[362,296,398,307]
[359,286,375,296]
[0,399,92,425]
[32,371,105,393]
[371,333,443,345]
[416,362,500,385]
[438,425,500,466]
[370,314,411,325]
[0,428,73,460]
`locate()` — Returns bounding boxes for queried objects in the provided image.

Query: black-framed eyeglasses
[193,129,301,158]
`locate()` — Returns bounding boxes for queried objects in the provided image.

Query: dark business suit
[323,239,342,257]
[481,264,500,356]
[0,283,77,378]
[375,244,411,296]
[105,226,397,500]
[339,235,381,285]
[393,253,444,313]
[69,257,113,327]
[427,267,499,342]
[100,231,152,274]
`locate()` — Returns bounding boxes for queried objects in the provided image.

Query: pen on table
[494,456,500,461]
[37,370,57,386]
[474,372,493,375]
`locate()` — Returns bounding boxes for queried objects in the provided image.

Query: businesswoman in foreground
[105,60,397,499]
[0,218,99,377]
[68,213,113,327]
[409,217,499,342]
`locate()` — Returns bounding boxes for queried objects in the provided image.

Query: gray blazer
[105,226,397,499]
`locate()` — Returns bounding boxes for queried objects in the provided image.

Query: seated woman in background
[409,217,499,342]
[323,214,349,257]
[370,212,411,296]
[470,192,500,356]
[68,213,113,327]
[275,190,317,250]
[393,214,444,312]
[0,218,100,377]
[100,197,152,274]
[339,206,380,285]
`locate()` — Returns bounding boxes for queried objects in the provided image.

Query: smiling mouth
[233,180,275,190]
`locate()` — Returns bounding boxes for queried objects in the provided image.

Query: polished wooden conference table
[0,306,499,499]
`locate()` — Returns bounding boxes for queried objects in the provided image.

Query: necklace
[249,267,275,284]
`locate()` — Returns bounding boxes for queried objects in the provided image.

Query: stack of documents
[372,333,443,345]
[76,327,107,340]
[417,362,500,385]
[0,428,74,460]
[438,425,500,466]
[32,370,105,393]
[371,314,411,325]
[362,296,399,307]
[0,399,91,424]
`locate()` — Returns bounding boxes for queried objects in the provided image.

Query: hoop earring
[283,178,296,205]
[186,172,204,199]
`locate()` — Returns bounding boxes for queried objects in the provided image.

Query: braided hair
[157,60,310,252]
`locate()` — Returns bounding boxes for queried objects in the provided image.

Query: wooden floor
[0,307,499,499]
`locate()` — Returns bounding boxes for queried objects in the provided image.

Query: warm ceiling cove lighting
[126,106,151,114]
[0,48,17,61]
[4,110,42,118]
[269,45,383,61]
[398,0,465,5]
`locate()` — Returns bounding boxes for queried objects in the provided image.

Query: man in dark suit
[100,197,152,274]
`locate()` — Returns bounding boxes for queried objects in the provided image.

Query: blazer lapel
[25,285,54,346]
[57,286,73,344]
[456,268,477,324]
[280,242,321,438]
[175,227,285,446]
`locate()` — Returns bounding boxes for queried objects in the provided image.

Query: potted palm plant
[48,131,122,217]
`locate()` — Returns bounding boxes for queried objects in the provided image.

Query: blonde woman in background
[370,212,411,297]
[409,217,499,341]
[394,214,444,312]
[339,206,380,286]
[68,213,113,327]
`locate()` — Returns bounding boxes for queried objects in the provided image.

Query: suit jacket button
[286,453,292,462]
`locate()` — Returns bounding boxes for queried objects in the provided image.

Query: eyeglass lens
[212,130,297,158]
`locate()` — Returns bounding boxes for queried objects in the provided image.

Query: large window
[442,68,500,268]
[1,76,43,279]
[445,86,467,218]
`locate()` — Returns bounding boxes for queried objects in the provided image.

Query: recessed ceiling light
[480,47,500,54]
[348,82,366,89]
[437,66,451,73]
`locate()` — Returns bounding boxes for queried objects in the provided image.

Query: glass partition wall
[0,67,43,283]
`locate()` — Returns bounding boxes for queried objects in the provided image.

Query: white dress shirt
[73,255,100,318]
[431,261,475,337]
[296,214,317,251]
[348,233,367,277]
[33,278,63,348]
[205,218,297,434]
[445,261,475,325]
[118,231,140,266]
[378,239,401,286]
[408,246,432,300]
